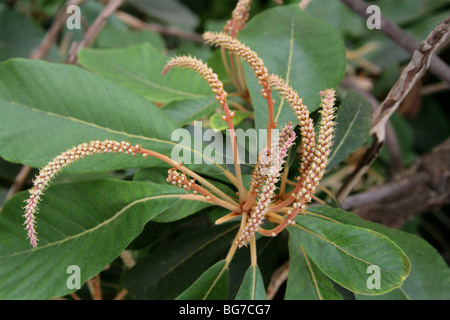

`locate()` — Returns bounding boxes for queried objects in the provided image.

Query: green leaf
[376,0,449,25]
[285,236,342,300]
[238,4,346,133]
[126,0,199,31]
[161,96,219,126]
[305,0,367,37]
[0,58,170,166]
[96,24,166,51]
[235,265,267,300]
[307,206,450,300]
[78,43,213,103]
[124,223,237,299]
[288,215,410,295]
[0,58,228,179]
[0,179,197,299]
[176,260,229,300]
[327,89,372,169]
[0,9,60,62]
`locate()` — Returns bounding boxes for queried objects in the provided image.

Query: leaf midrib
[150,225,237,292]
[88,57,208,99]
[0,194,186,259]
[6,100,227,174]
[293,222,398,277]
[274,17,295,123]
[298,243,323,300]
[327,100,362,165]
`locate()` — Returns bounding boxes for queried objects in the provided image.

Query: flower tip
[320,88,336,98]
[161,66,170,75]
[28,232,38,248]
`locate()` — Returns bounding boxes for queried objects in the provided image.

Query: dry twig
[66,0,124,64]
[340,0,450,87]
[337,17,450,201]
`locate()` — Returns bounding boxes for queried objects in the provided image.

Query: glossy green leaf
[0,179,198,299]
[0,58,228,179]
[78,43,213,103]
[161,96,219,126]
[307,206,450,300]
[238,4,346,133]
[96,24,166,51]
[235,265,267,300]
[176,259,229,300]
[124,223,237,299]
[0,9,60,62]
[288,215,410,295]
[286,236,342,300]
[327,89,372,169]
[0,58,171,166]
[305,0,367,37]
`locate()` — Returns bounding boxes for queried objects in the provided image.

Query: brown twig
[113,289,129,300]
[66,0,124,64]
[420,81,449,96]
[86,274,102,300]
[5,165,32,201]
[120,250,136,269]
[266,260,289,299]
[337,17,450,201]
[341,138,450,228]
[30,0,88,60]
[70,292,82,300]
[114,10,203,43]
[340,0,450,87]
[7,1,90,200]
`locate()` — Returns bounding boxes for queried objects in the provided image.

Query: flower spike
[293,89,336,203]
[162,55,228,107]
[203,31,277,148]
[224,0,252,37]
[259,88,336,237]
[23,139,141,247]
[202,31,271,96]
[162,55,247,202]
[267,74,316,177]
[237,122,296,247]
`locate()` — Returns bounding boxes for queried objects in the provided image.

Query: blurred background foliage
[0,0,449,299]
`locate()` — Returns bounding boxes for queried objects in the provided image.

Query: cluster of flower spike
[23,139,138,248]
[292,89,336,207]
[237,123,296,247]
[22,22,336,253]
